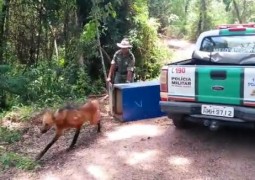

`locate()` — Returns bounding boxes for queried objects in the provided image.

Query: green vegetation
[149,0,255,40]
[0,0,172,111]
[0,151,39,171]
[0,126,21,144]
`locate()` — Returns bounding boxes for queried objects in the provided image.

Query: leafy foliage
[0,152,39,171]
[110,0,171,80]
[149,0,255,40]
[0,126,21,144]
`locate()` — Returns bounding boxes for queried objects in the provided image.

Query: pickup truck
[159,23,255,131]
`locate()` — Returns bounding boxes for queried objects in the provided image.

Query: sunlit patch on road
[168,155,192,166]
[105,123,164,141]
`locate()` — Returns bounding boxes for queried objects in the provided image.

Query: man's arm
[126,52,135,82]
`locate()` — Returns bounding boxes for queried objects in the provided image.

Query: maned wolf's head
[40,111,54,134]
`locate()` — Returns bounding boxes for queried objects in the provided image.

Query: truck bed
[170,58,255,66]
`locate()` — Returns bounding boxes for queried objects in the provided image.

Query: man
[107,38,135,84]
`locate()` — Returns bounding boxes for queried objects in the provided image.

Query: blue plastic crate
[111,80,165,121]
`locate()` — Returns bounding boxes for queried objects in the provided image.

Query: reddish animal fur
[35,99,101,160]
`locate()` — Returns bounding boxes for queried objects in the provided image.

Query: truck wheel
[169,114,188,129]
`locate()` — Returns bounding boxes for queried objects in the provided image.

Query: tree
[223,0,255,23]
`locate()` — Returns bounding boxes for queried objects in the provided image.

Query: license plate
[201,105,234,118]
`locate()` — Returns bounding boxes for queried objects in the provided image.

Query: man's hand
[106,77,112,85]
[126,70,133,83]
[106,77,111,82]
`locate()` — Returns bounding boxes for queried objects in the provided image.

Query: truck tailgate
[197,67,242,105]
[167,66,255,107]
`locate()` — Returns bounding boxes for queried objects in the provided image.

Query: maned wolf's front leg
[35,130,62,161]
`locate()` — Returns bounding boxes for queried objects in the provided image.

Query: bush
[8,60,105,107]
[128,1,172,81]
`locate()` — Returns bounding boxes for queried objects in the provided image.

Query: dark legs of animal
[35,134,60,161]
[68,128,81,150]
[97,121,101,133]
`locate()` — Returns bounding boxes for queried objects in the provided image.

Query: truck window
[200,36,255,53]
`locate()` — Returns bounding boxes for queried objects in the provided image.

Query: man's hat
[117,38,132,48]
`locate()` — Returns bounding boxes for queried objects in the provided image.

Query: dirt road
[8,117,255,180]
[162,38,196,63]
[3,39,255,180]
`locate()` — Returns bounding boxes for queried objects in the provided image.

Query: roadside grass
[0,123,39,171]
[0,127,39,172]
[0,150,39,171]
[0,126,21,144]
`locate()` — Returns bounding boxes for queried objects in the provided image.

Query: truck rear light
[160,92,168,101]
[229,27,246,31]
[217,23,255,29]
[160,69,168,92]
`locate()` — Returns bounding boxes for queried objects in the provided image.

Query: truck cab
[159,23,255,131]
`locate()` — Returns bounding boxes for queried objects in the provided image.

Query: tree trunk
[232,0,242,23]
[182,0,190,35]
[54,36,58,60]
[36,2,43,65]
[201,0,206,31]
[64,0,69,61]
[0,0,10,108]
[240,0,247,23]
[96,25,107,82]
[0,0,10,64]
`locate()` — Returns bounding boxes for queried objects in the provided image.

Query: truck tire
[169,114,188,129]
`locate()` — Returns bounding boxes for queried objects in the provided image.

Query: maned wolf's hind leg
[97,121,101,133]
[94,109,101,133]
